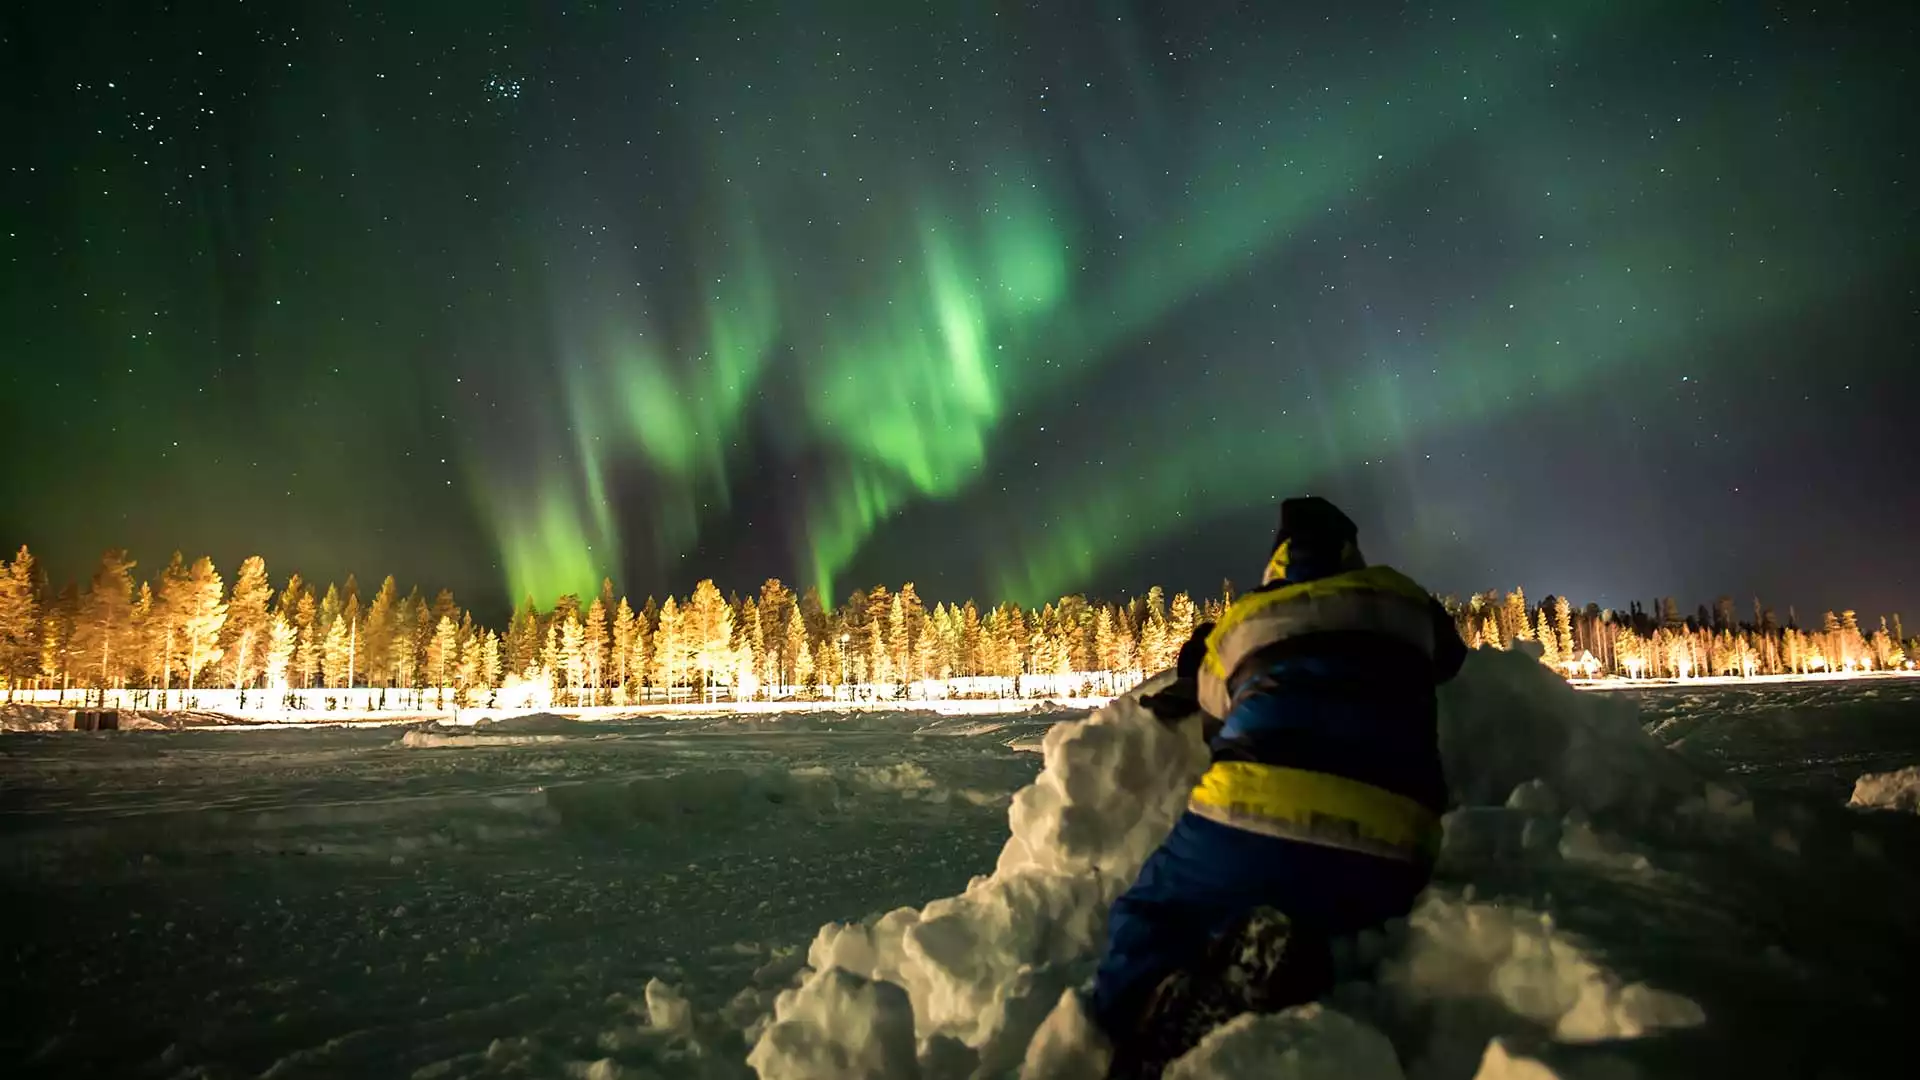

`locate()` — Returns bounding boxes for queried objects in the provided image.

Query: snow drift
[743,644,1754,1079]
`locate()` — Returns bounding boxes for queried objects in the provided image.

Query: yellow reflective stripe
[1261,540,1292,586]
[1201,566,1432,678]
[1188,761,1440,862]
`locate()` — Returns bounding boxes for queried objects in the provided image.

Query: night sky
[4,1,1915,622]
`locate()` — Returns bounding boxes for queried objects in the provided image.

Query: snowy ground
[3,662,1920,1078]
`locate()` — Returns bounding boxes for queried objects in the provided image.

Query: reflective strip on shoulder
[1201,567,1436,682]
[1187,760,1440,862]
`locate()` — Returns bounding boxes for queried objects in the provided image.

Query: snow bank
[1848,765,1920,813]
[745,645,1734,1079]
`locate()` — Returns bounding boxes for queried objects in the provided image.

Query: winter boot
[1107,906,1334,1079]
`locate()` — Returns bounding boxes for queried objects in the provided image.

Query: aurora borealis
[4,1,1915,619]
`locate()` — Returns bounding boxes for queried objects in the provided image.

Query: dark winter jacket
[1088,560,1466,1037]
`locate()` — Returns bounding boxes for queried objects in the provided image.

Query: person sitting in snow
[1090,496,1467,1077]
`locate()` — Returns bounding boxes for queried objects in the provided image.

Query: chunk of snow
[1471,1037,1642,1080]
[1162,1004,1405,1080]
[1849,765,1920,813]
[1017,989,1112,1080]
[646,977,694,1035]
[746,967,921,1080]
[1382,892,1703,1052]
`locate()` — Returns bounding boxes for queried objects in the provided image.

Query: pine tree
[888,590,911,686]
[1167,592,1197,665]
[129,582,156,688]
[611,598,635,702]
[911,609,938,691]
[1536,608,1561,669]
[362,576,398,688]
[505,594,539,677]
[427,615,460,701]
[1553,595,1574,660]
[960,600,983,676]
[1094,606,1116,681]
[1503,588,1531,644]
[266,615,296,690]
[222,555,272,691]
[650,596,684,697]
[629,602,654,698]
[274,571,311,690]
[0,545,41,700]
[583,597,609,706]
[1140,586,1169,673]
[784,606,807,696]
[558,610,586,706]
[687,580,734,701]
[794,632,815,695]
[74,549,137,696]
[321,617,352,689]
[1112,605,1139,678]
[759,578,795,690]
[178,557,228,691]
[41,584,78,695]
[480,629,503,692]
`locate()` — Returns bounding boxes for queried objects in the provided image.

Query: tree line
[0,545,1912,708]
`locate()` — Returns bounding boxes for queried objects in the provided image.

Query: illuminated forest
[0,545,1912,709]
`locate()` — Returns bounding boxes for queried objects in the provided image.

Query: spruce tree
[0,546,41,700]
[611,598,635,702]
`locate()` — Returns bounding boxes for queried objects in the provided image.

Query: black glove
[1141,621,1215,723]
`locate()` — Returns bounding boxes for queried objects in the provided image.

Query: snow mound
[1164,1005,1405,1080]
[745,648,1727,1078]
[749,671,1210,1078]
[747,967,920,1080]
[1848,765,1920,813]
